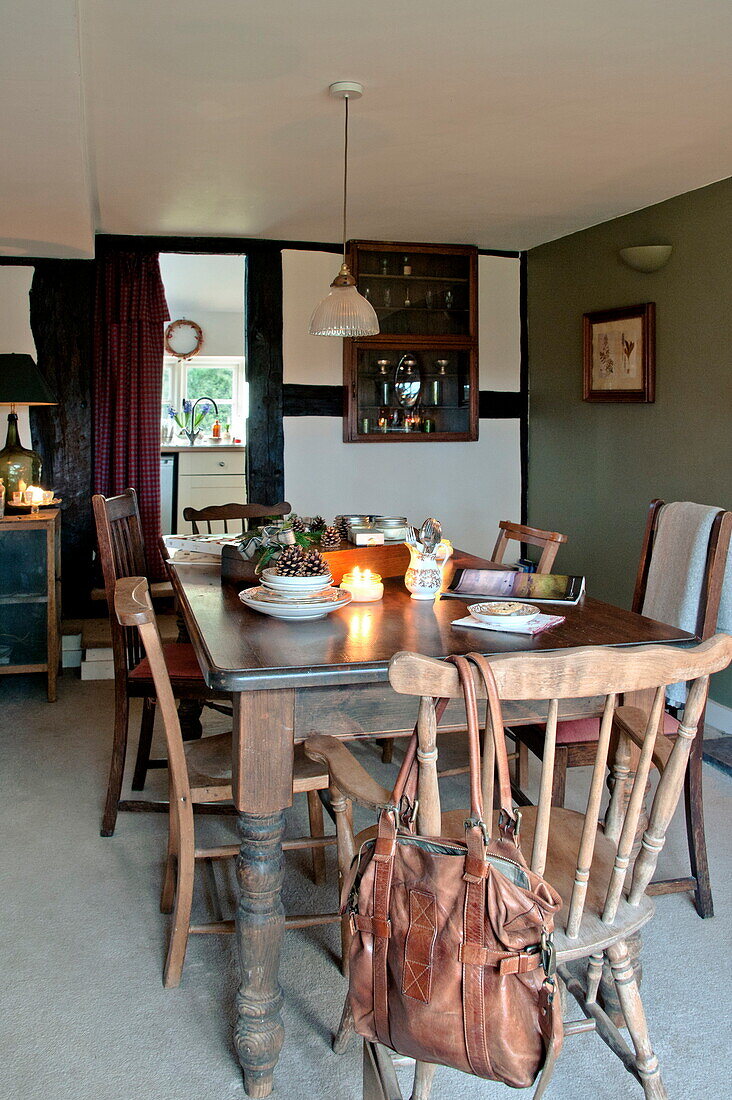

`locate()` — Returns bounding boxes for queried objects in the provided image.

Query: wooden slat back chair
[306,635,732,1100]
[114,576,339,988]
[514,500,732,918]
[183,500,291,534]
[93,489,220,837]
[491,520,568,573]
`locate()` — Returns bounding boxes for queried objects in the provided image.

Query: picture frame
[583,302,655,403]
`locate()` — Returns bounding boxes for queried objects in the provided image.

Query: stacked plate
[239,567,351,621]
[260,567,333,596]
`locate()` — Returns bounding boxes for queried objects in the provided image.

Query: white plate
[468,601,540,627]
[239,586,352,621]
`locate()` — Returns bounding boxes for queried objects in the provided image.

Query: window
[162,356,248,441]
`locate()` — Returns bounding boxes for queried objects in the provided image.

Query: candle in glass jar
[340,568,384,603]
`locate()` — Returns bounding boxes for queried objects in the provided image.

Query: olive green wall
[527,176,732,706]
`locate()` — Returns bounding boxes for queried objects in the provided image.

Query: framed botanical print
[583,302,655,403]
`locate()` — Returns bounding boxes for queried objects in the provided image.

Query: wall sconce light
[619,245,673,272]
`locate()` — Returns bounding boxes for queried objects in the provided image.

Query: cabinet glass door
[354,348,473,438]
[356,249,471,338]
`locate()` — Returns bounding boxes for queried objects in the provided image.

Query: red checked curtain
[93,252,169,579]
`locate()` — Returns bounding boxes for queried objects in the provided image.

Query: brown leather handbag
[343,653,563,1091]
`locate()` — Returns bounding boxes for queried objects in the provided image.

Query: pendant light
[309,82,379,337]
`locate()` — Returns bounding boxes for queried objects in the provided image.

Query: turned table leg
[235,811,286,1099]
[232,689,295,1098]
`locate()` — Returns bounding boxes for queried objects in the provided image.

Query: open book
[445,569,585,605]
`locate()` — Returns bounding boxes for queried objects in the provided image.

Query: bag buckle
[398,794,419,828]
[540,930,556,978]
[464,814,490,844]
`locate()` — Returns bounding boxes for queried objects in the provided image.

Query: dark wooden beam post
[246,248,284,504]
[29,259,96,616]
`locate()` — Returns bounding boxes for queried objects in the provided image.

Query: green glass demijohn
[0,354,57,495]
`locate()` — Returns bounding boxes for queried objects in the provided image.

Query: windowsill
[161,442,246,452]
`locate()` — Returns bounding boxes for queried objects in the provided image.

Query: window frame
[162,354,248,440]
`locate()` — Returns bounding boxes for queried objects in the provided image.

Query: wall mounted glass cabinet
[343,241,478,442]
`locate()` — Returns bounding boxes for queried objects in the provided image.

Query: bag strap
[463,652,516,827]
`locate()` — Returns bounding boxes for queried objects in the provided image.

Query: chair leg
[306,790,327,886]
[551,746,568,807]
[381,739,394,764]
[331,786,356,976]
[131,697,156,791]
[411,1062,438,1100]
[517,740,530,791]
[606,940,667,1099]
[333,996,356,1054]
[100,686,129,837]
[162,808,195,989]
[684,733,713,918]
[160,781,178,915]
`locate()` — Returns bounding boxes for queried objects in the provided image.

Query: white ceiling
[2,0,731,258]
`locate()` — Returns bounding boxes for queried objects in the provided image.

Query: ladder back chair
[93,489,221,837]
[513,499,732,918]
[183,500,291,534]
[306,634,732,1100]
[491,520,568,573]
[114,576,339,988]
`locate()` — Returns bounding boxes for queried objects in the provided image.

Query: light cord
[342,95,349,263]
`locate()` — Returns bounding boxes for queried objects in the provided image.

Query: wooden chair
[114,575,339,988]
[491,520,568,573]
[305,634,732,1100]
[513,500,732,918]
[94,490,222,836]
[183,500,291,534]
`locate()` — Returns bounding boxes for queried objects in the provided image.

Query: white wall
[0,266,36,441]
[159,253,245,357]
[282,250,522,555]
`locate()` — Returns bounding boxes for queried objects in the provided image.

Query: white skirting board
[706,699,732,735]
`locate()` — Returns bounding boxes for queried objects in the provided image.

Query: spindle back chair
[306,634,732,1100]
[513,499,732,917]
[183,500,291,534]
[491,520,568,573]
[114,576,338,988]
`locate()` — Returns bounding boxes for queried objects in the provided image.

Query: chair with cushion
[490,520,568,573]
[183,500,291,534]
[306,635,732,1100]
[93,489,227,836]
[114,575,339,988]
[513,499,732,918]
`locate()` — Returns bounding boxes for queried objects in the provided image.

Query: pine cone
[335,516,350,540]
[310,515,325,532]
[319,525,340,551]
[290,516,307,533]
[275,545,306,576]
[299,548,329,576]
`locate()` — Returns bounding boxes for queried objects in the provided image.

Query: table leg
[232,689,295,1098]
[235,810,286,1099]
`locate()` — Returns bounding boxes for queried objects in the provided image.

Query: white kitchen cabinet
[170,448,247,532]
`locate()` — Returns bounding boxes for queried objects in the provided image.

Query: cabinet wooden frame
[343,240,479,443]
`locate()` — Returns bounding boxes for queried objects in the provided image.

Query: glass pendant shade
[309,281,379,337]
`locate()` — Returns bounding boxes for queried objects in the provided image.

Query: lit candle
[340,567,384,603]
[25,486,44,505]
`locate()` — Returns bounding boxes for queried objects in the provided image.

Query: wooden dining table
[168,548,693,1098]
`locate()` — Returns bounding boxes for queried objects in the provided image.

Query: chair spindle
[530,697,558,876]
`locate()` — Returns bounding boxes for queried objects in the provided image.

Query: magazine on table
[445,569,585,605]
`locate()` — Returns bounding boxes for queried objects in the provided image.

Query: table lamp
[0,354,57,495]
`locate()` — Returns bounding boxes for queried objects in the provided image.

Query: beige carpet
[1,671,730,1100]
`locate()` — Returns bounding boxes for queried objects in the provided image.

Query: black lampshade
[0,354,57,406]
